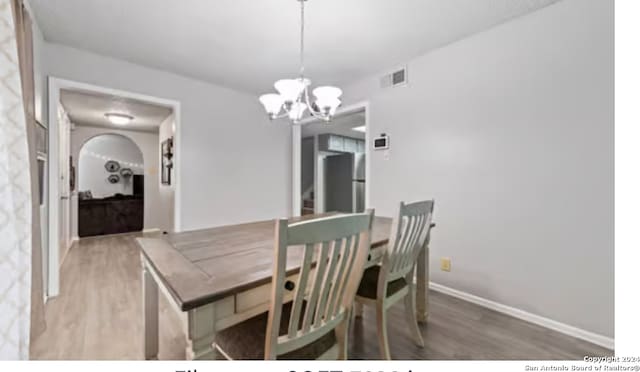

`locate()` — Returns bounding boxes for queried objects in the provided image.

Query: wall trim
[142,228,161,234]
[429,282,614,350]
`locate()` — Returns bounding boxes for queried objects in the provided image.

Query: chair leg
[403,285,425,347]
[375,300,391,360]
[335,316,349,360]
[354,301,364,318]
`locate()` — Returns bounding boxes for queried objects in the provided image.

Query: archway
[77,133,145,237]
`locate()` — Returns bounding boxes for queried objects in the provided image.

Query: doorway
[46,77,182,298]
[294,103,369,216]
[76,134,144,237]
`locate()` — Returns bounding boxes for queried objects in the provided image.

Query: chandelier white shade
[288,102,308,121]
[259,0,342,123]
[274,78,309,103]
[259,94,284,117]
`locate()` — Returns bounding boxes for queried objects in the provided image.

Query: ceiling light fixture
[259,0,342,124]
[105,113,134,125]
[352,125,366,133]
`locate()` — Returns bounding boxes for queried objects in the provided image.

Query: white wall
[43,42,291,232]
[70,126,163,237]
[158,113,175,232]
[78,134,144,197]
[341,0,613,338]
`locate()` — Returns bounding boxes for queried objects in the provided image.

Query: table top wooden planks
[137,213,393,311]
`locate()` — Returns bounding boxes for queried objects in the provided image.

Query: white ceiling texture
[60,89,173,132]
[30,0,560,94]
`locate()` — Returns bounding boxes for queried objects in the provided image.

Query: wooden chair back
[265,211,373,359]
[382,200,435,283]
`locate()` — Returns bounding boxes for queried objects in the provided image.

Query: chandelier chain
[299,0,305,78]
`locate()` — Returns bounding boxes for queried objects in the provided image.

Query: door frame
[47,77,183,297]
[291,101,370,216]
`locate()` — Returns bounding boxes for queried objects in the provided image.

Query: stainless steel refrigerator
[324,153,365,213]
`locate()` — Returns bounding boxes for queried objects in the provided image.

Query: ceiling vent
[380,66,408,88]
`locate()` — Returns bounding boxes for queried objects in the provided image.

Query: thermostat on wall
[373,134,389,150]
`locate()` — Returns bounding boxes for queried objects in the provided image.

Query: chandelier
[259,0,342,124]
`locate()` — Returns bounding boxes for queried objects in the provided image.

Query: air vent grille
[380,67,408,88]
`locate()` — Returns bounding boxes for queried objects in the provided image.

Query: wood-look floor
[31,233,612,360]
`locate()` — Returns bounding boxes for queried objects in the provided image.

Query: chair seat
[215,301,336,360]
[356,265,407,299]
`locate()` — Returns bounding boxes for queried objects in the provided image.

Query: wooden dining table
[136,213,431,360]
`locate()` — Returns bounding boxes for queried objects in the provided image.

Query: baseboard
[58,238,77,269]
[142,228,161,233]
[429,282,614,350]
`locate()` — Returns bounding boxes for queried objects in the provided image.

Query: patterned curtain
[12,0,47,352]
[0,0,45,359]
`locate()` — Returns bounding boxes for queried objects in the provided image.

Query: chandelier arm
[281,102,292,116]
[303,86,313,111]
[274,112,290,120]
[308,110,329,120]
[303,85,318,115]
[303,86,329,120]
[307,109,329,120]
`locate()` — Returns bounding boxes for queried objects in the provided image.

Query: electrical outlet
[440,257,451,272]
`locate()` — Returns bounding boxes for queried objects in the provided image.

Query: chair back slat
[301,241,329,333]
[287,243,314,338]
[391,215,415,272]
[326,235,358,319]
[329,235,359,318]
[399,213,426,271]
[313,238,342,326]
[384,200,434,282]
[265,212,373,359]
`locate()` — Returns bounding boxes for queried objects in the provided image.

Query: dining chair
[354,200,435,359]
[214,211,374,360]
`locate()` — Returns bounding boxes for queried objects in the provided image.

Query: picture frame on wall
[69,156,76,192]
[161,137,173,185]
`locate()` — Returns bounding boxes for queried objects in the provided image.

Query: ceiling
[60,89,173,132]
[30,0,560,94]
[302,110,366,140]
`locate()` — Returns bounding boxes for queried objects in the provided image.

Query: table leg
[416,246,429,323]
[142,261,159,360]
[186,303,218,360]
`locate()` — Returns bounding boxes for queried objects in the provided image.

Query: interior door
[58,104,71,260]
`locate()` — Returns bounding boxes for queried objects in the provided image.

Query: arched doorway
[77,133,145,237]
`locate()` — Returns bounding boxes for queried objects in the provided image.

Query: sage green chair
[214,211,374,360]
[354,200,435,359]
